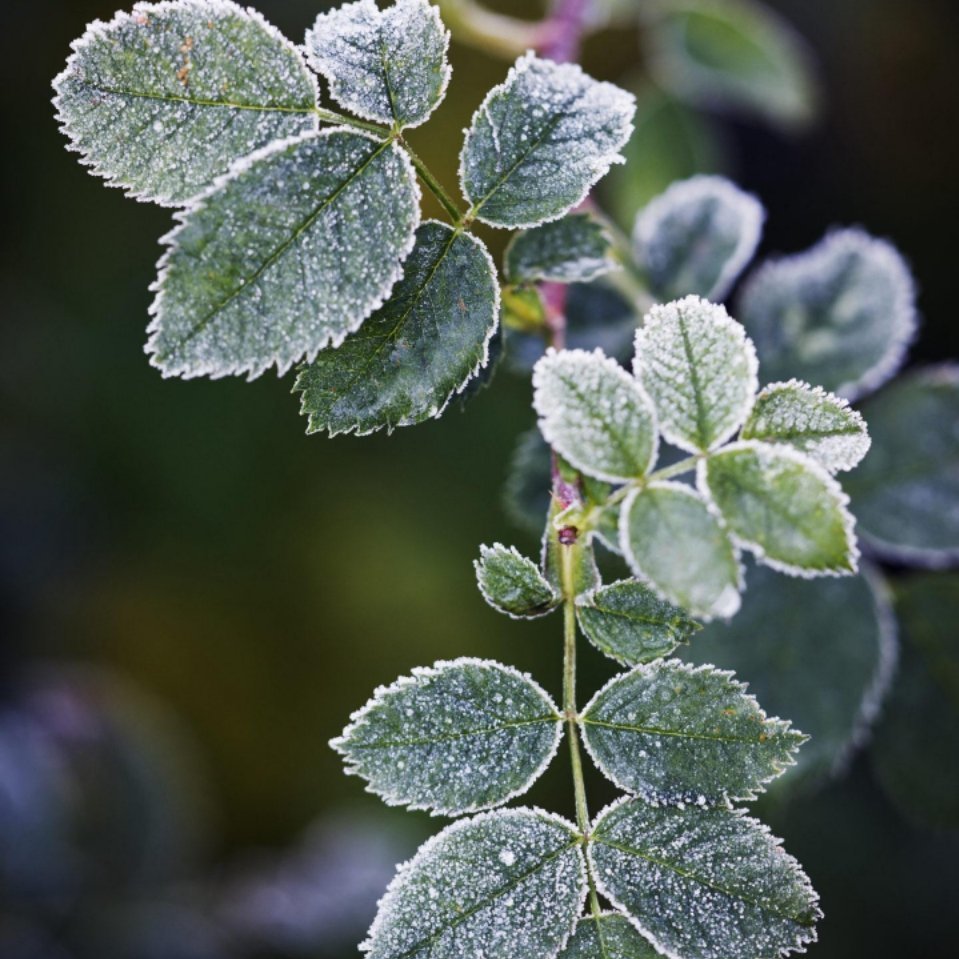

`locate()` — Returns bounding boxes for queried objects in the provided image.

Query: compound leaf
[304,0,450,129]
[460,53,635,228]
[845,366,959,565]
[293,221,498,435]
[700,441,858,576]
[634,296,758,453]
[742,379,870,473]
[580,661,805,806]
[737,228,917,400]
[621,482,742,620]
[558,913,664,959]
[475,544,561,619]
[364,808,586,959]
[332,658,562,817]
[576,581,699,666]
[506,214,619,284]
[686,560,898,787]
[633,175,764,302]
[53,0,318,206]
[589,797,821,959]
[147,129,420,379]
[533,349,657,483]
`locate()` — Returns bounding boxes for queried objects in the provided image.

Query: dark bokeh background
[1,1,958,957]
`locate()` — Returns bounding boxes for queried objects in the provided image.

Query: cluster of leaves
[53,0,634,432]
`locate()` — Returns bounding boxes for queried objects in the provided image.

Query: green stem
[313,106,391,137]
[401,140,466,224]
[649,455,701,483]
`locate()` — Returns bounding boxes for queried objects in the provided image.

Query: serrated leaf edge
[475,542,561,620]
[330,655,564,818]
[52,0,320,208]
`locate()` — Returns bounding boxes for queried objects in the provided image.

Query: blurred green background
[1,1,958,957]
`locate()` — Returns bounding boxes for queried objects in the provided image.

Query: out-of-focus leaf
[845,366,959,566]
[504,428,553,535]
[506,214,619,284]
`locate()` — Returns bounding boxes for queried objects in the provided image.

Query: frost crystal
[558,912,664,959]
[460,53,635,228]
[304,0,451,129]
[633,176,764,302]
[147,129,420,379]
[363,807,586,959]
[332,658,562,816]
[634,297,759,453]
[53,0,319,206]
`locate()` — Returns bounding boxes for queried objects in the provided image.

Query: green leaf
[533,349,657,483]
[460,53,635,228]
[147,129,420,379]
[872,574,959,830]
[700,441,858,576]
[332,658,562,817]
[621,482,742,620]
[633,175,764,302]
[686,561,898,788]
[845,366,959,566]
[506,214,619,284]
[475,544,561,619]
[634,296,758,453]
[558,913,664,959]
[304,0,450,129]
[364,808,586,959]
[741,379,870,473]
[53,0,318,206]
[576,580,699,666]
[293,221,498,435]
[504,429,553,535]
[640,0,820,129]
[737,229,917,400]
[580,661,805,805]
[589,797,821,959]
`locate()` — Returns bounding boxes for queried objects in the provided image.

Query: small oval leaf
[293,221,498,436]
[576,580,700,666]
[700,441,858,576]
[147,129,420,379]
[741,379,870,473]
[476,544,561,619]
[53,0,319,206]
[460,53,635,228]
[364,808,586,959]
[634,296,759,453]
[304,0,451,129]
[558,913,664,959]
[633,175,764,303]
[332,658,562,816]
[580,660,805,805]
[533,349,658,483]
[620,482,742,620]
[506,214,619,285]
[589,797,821,959]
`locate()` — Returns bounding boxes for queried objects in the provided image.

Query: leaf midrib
[581,716,781,746]
[80,82,315,114]
[351,713,559,749]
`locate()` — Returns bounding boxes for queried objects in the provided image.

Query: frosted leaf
[620,482,742,621]
[475,544,561,619]
[686,560,898,787]
[634,296,759,453]
[506,214,619,285]
[53,0,318,206]
[576,580,700,666]
[533,349,658,483]
[332,659,562,817]
[640,0,819,130]
[363,807,586,959]
[633,176,764,302]
[460,53,635,228]
[742,380,870,473]
[580,661,805,806]
[304,0,450,129]
[589,797,821,959]
[558,912,664,959]
[737,229,917,400]
[293,222,498,436]
[845,366,959,566]
[699,441,858,577]
[147,129,420,379]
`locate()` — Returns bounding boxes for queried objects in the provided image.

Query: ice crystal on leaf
[558,912,665,959]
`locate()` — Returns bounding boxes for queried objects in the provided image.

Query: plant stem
[649,455,700,482]
[542,0,593,64]
[313,106,390,137]
[400,140,466,224]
